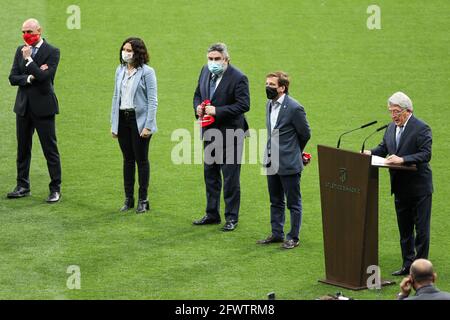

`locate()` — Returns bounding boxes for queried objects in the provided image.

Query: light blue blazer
[111,64,158,135]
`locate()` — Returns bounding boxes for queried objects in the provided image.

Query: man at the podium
[364,92,433,277]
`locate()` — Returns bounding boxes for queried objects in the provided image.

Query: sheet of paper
[371,155,387,166]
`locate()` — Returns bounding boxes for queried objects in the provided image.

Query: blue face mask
[208,61,224,75]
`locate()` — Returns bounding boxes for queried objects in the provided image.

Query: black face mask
[265,86,279,100]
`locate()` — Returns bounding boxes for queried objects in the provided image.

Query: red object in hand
[199,99,215,127]
[302,152,312,165]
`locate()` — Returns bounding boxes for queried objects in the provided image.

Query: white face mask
[122,51,133,63]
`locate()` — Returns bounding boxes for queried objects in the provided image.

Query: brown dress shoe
[257,235,284,244]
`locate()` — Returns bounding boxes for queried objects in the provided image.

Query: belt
[119,109,135,116]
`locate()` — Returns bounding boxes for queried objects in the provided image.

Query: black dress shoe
[193,215,221,225]
[392,266,410,276]
[136,200,150,214]
[7,186,31,199]
[120,197,135,212]
[257,235,284,244]
[222,220,238,231]
[46,191,61,203]
[281,239,300,249]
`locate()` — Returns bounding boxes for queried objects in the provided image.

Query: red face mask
[23,33,40,46]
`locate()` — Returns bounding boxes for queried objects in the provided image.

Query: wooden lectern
[317,145,415,290]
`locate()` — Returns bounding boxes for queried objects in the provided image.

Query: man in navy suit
[7,18,61,203]
[257,72,311,249]
[367,92,433,276]
[192,43,250,232]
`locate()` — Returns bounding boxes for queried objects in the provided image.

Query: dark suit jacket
[371,115,433,197]
[9,40,60,117]
[193,64,249,133]
[265,95,311,176]
[402,285,450,300]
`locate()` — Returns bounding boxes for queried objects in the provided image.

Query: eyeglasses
[388,109,406,116]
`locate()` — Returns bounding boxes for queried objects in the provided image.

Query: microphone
[336,121,377,148]
[360,124,388,153]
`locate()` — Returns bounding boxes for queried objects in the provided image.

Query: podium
[317,145,415,290]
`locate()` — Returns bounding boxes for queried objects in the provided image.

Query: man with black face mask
[257,71,311,249]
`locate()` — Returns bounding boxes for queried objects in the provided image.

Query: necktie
[396,126,404,149]
[209,74,217,99]
[31,46,38,58]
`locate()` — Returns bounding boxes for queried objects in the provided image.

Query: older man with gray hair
[192,43,250,232]
[365,91,433,276]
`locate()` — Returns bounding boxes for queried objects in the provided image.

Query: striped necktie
[396,126,404,149]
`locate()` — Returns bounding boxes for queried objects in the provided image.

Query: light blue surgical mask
[208,61,224,75]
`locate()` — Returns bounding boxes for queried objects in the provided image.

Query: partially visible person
[192,43,250,232]
[7,18,62,203]
[365,92,433,276]
[110,37,157,214]
[257,71,311,249]
[398,259,450,300]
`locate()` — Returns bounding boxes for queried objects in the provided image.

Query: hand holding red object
[199,99,215,127]
[302,152,312,165]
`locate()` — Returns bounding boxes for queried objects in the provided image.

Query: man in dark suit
[257,72,311,249]
[7,18,61,203]
[368,92,433,275]
[397,259,450,300]
[192,43,250,231]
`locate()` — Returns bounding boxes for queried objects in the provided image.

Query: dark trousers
[267,173,302,242]
[394,193,432,268]
[16,111,61,192]
[118,111,151,200]
[203,136,243,222]
[204,162,241,222]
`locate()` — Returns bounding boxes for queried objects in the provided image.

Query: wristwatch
[397,292,408,300]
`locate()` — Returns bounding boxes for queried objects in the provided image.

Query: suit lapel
[213,65,230,98]
[117,66,126,96]
[33,40,47,63]
[201,67,210,100]
[396,115,415,153]
[389,124,397,153]
[266,100,271,134]
[273,95,288,131]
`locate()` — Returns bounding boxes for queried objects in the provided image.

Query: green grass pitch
[0,0,449,300]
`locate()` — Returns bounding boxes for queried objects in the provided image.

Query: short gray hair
[388,91,413,111]
[207,43,230,60]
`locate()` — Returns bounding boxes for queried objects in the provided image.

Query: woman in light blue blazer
[111,37,157,213]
